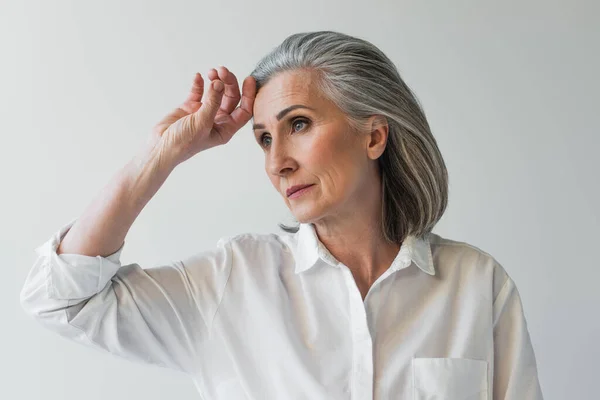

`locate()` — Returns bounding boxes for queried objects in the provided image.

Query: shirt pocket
[412,357,488,400]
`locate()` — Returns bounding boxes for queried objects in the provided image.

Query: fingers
[228,75,256,128]
[178,73,205,115]
[193,68,256,144]
[196,79,226,124]
[181,67,242,116]
[217,75,257,140]
[207,66,242,115]
[183,73,204,106]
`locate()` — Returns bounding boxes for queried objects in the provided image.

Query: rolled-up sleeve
[492,274,544,399]
[20,219,232,374]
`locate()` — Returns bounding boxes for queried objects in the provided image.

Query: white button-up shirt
[20,218,544,399]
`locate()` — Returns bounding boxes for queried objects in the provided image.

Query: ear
[365,115,389,160]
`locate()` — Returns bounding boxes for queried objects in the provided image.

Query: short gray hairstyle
[250,31,449,245]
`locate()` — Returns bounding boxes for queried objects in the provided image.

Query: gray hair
[250,31,449,244]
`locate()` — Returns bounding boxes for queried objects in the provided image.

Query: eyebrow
[252,104,315,131]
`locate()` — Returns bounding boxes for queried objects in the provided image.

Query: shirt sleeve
[492,274,544,399]
[19,218,232,374]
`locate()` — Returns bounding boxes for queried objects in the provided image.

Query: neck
[312,179,401,287]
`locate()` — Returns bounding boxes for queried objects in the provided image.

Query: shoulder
[429,232,498,264]
[217,231,294,257]
[428,232,511,302]
[210,231,298,279]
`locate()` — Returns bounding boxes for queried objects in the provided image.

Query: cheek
[303,131,342,167]
[264,163,278,185]
[268,174,279,188]
[306,136,362,195]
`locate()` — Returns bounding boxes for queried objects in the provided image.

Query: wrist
[135,138,178,174]
[121,143,175,210]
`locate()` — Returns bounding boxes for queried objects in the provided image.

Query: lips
[286,184,314,197]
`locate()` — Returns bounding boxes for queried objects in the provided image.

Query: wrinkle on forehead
[253,70,322,122]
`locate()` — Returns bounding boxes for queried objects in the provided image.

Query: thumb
[196,80,225,122]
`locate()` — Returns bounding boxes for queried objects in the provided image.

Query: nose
[266,140,296,176]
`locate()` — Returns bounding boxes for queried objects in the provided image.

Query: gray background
[3,0,598,398]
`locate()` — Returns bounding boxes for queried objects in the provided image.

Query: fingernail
[213,81,224,92]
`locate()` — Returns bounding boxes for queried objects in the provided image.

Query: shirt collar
[294,222,435,276]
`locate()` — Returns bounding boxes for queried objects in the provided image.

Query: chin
[289,210,313,225]
[289,203,327,225]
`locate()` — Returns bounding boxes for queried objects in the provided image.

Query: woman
[20,31,543,399]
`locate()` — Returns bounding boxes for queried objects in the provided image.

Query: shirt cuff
[33,218,125,299]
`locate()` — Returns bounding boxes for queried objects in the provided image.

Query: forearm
[57,142,175,257]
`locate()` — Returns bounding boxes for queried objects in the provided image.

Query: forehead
[253,70,323,120]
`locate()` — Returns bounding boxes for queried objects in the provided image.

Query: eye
[259,117,310,149]
[291,117,309,132]
[259,134,272,148]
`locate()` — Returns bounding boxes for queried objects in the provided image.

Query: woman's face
[252,70,378,224]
